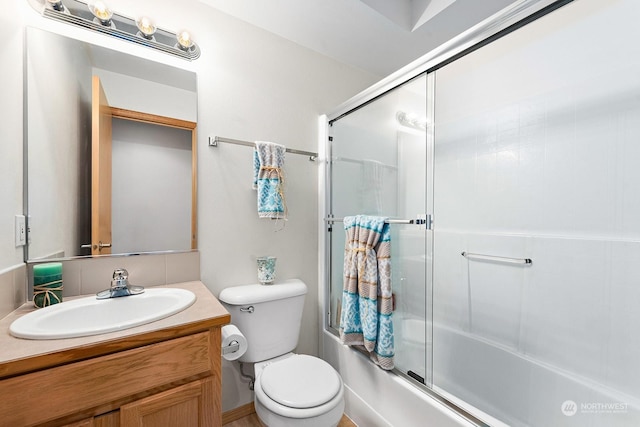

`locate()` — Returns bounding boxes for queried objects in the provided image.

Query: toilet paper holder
[222,340,241,355]
[221,324,247,361]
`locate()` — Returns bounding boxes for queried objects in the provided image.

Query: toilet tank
[219,279,307,363]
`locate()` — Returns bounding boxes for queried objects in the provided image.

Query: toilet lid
[260,355,341,409]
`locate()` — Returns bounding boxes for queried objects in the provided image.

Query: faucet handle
[96,268,143,299]
[113,268,129,281]
[111,268,130,290]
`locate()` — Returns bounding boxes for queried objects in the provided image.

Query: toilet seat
[261,354,341,409]
[254,355,345,419]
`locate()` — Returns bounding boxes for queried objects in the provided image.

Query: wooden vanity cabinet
[1,326,224,427]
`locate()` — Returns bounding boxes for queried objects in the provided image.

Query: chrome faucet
[96,268,145,299]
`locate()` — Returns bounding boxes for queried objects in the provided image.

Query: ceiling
[198,0,519,77]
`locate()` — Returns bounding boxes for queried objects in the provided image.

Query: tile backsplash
[27,251,200,300]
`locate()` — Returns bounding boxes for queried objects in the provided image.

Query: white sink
[9,288,196,340]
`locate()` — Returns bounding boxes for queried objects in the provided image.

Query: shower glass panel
[328,74,429,384]
[432,0,640,425]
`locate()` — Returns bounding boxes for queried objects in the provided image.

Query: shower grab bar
[461,251,532,265]
[208,136,317,161]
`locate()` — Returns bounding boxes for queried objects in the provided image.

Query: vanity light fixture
[37,0,200,60]
[135,16,157,40]
[88,0,114,27]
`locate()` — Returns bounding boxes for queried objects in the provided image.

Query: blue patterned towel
[254,141,287,219]
[339,215,394,370]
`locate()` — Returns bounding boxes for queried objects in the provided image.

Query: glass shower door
[327,74,430,384]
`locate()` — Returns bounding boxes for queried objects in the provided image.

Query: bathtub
[432,323,640,427]
[322,320,640,426]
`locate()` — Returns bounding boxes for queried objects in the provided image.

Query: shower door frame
[319,0,575,425]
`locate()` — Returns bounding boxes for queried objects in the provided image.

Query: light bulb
[89,1,113,24]
[176,31,194,50]
[136,16,156,38]
[93,1,109,18]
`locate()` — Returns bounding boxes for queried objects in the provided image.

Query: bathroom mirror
[25,27,198,261]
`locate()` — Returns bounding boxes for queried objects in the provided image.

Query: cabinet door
[95,411,120,427]
[62,419,94,427]
[120,378,215,427]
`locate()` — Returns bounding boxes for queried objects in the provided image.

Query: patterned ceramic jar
[257,256,277,284]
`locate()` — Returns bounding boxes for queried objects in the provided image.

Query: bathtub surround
[430,0,640,415]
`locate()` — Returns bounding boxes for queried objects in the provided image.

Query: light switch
[15,215,26,247]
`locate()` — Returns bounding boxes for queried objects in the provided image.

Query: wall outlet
[15,215,26,247]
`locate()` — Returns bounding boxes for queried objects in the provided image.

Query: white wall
[9,0,379,412]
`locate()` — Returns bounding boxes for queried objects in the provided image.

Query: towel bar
[209,136,317,161]
[325,217,422,225]
[461,251,532,265]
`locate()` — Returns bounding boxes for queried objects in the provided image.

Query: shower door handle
[415,214,432,230]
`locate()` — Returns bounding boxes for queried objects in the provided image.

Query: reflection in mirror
[26,27,198,261]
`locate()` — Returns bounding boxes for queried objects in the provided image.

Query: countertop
[0,281,230,378]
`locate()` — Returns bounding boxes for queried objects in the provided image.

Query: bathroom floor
[223,413,356,427]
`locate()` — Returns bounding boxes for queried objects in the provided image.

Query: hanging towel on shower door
[253,141,287,219]
[340,215,394,370]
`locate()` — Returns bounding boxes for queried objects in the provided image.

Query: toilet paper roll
[221,324,248,361]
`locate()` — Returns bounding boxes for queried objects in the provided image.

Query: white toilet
[219,279,345,427]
